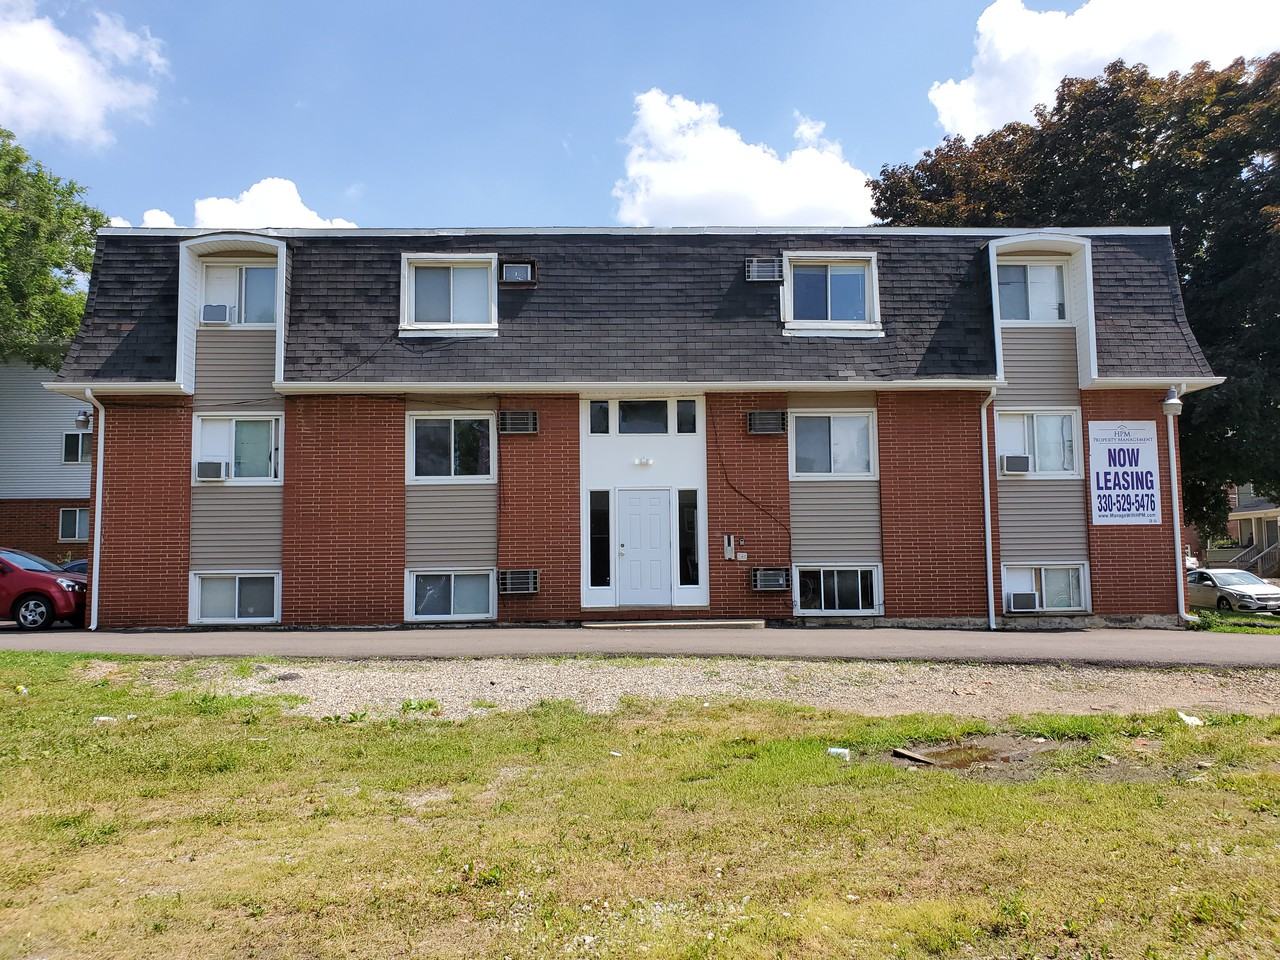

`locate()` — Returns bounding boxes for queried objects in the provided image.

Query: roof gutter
[272,378,1007,396]
[44,381,191,399]
[1084,376,1224,395]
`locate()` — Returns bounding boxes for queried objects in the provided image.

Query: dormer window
[401,253,498,337]
[781,251,881,336]
[997,262,1066,323]
[201,262,277,325]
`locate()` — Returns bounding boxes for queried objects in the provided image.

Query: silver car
[1187,568,1280,612]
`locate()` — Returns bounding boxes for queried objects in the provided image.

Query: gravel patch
[203,657,1280,720]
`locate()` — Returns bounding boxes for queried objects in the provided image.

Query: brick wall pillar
[96,399,191,628]
[1081,390,1179,615]
[497,395,580,621]
[282,395,405,626]
[705,393,791,619]
[879,391,989,619]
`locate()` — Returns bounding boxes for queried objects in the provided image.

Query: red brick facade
[497,395,580,621]
[879,391,991,618]
[0,498,90,564]
[95,399,191,628]
[1081,390,1179,616]
[282,395,406,625]
[704,393,792,619]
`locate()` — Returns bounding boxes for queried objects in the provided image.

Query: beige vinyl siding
[405,484,498,565]
[194,328,281,411]
[790,480,881,565]
[997,479,1088,563]
[998,328,1079,405]
[190,487,282,567]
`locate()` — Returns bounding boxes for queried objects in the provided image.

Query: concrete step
[581,619,766,631]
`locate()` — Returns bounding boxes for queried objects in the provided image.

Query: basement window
[407,569,496,621]
[193,572,280,624]
[1003,564,1087,613]
[794,565,881,615]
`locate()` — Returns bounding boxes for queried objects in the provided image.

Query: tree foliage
[0,127,106,369]
[870,56,1280,535]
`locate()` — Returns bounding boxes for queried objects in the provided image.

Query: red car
[0,549,87,629]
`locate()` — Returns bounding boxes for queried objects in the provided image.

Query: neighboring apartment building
[0,361,92,561]
[49,226,1221,631]
[1224,484,1280,577]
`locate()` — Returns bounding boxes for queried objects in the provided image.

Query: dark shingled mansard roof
[59,228,1214,386]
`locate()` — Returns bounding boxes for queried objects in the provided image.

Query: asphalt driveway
[1,623,1277,668]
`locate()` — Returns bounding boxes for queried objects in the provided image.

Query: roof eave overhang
[272,378,1005,396]
[43,380,193,399]
[1084,376,1225,395]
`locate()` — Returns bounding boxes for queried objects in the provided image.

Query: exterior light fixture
[75,410,92,430]
[1161,387,1183,417]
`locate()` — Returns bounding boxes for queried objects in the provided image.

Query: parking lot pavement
[0,622,1278,668]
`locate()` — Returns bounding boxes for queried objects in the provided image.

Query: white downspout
[1165,388,1197,625]
[86,388,105,631]
[980,387,998,629]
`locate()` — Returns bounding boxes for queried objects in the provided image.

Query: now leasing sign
[1089,420,1162,525]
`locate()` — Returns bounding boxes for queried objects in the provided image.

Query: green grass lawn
[1192,608,1280,635]
[1,652,1277,959]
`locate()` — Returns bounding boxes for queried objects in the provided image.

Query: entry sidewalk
[1,625,1277,668]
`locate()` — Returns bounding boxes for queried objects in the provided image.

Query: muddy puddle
[886,734,1060,780]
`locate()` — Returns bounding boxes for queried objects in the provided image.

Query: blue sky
[2,0,1276,228]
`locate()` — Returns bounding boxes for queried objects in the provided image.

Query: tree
[870,57,1280,536]
[0,127,106,369]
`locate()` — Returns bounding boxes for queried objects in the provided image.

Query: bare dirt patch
[199,656,1280,721]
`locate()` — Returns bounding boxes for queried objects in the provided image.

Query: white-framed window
[996,409,1081,478]
[583,398,700,436]
[789,410,878,479]
[406,412,496,483]
[781,251,881,336]
[1003,563,1088,613]
[62,431,92,464]
[400,253,498,335]
[996,260,1067,324]
[193,414,283,484]
[794,565,882,616]
[190,571,280,624]
[201,261,278,325]
[58,507,89,542]
[404,568,496,621]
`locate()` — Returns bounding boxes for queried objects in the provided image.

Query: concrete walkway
[1,624,1277,668]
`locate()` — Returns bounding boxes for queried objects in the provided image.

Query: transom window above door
[408,413,495,482]
[586,399,699,436]
[400,254,498,335]
[790,411,877,478]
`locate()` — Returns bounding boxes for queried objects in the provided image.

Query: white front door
[616,488,671,606]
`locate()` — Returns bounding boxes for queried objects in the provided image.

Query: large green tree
[869,56,1280,535]
[0,127,106,369]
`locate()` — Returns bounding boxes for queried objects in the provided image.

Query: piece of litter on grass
[92,715,117,725]
[1196,760,1215,769]
[609,751,622,757]
[826,747,850,762]
[14,685,28,696]
[1177,711,1204,727]
[1033,737,1047,743]
[1100,754,1118,765]
[891,747,936,766]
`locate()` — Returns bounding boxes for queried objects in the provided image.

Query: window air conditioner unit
[747,411,786,434]
[751,567,791,591]
[497,410,538,434]
[1001,454,1031,475]
[497,569,539,594]
[201,304,232,325]
[1008,592,1039,612]
[745,257,784,282]
[195,460,227,481]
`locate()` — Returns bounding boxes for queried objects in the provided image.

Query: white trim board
[99,226,1176,238]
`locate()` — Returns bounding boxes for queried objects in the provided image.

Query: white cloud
[612,89,873,227]
[931,0,1280,138]
[113,178,357,229]
[0,0,167,146]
